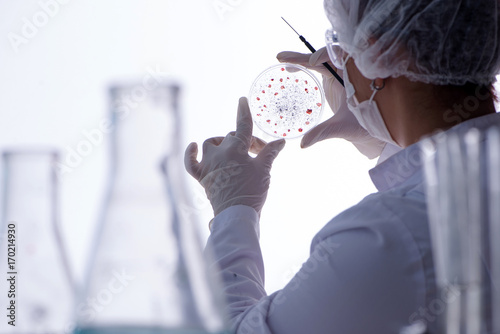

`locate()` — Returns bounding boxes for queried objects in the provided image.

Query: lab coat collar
[369,112,500,192]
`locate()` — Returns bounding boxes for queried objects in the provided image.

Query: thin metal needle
[281,17,344,87]
[281,17,300,36]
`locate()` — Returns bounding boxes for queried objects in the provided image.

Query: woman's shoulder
[314,186,428,243]
[310,188,437,327]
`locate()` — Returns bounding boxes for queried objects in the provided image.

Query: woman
[184,0,500,332]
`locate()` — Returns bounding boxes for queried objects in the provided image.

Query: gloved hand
[277,47,386,159]
[184,97,286,217]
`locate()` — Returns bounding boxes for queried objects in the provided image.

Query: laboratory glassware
[487,126,500,333]
[0,150,75,334]
[422,126,500,334]
[75,82,228,334]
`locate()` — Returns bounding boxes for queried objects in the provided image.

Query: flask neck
[109,85,179,194]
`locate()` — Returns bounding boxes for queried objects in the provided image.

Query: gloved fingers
[351,140,386,159]
[300,115,342,148]
[184,142,202,180]
[250,136,267,154]
[276,51,311,67]
[299,111,386,158]
[322,75,346,114]
[300,98,367,148]
[235,97,253,149]
[226,131,267,154]
[277,51,333,77]
[309,47,333,67]
[202,137,225,155]
[204,136,225,146]
[257,139,286,167]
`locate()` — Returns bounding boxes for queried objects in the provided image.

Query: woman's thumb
[257,139,286,167]
[300,116,342,148]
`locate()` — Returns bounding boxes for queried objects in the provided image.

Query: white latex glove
[184,97,286,217]
[277,48,386,159]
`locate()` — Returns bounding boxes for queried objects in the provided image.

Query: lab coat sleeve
[206,205,267,321]
[206,204,422,333]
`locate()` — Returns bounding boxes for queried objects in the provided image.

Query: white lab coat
[206,112,500,334]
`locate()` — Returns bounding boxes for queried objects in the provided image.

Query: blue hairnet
[324,0,500,85]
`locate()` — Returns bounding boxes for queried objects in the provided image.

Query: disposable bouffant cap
[324,0,500,85]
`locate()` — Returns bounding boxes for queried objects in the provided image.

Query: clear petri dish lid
[248,64,325,139]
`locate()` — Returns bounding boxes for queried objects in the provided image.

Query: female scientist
[184,0,500,332]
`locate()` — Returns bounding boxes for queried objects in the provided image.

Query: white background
[0,0,379,294]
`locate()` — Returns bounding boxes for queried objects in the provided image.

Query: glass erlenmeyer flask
[0,150,75,334]
[75,83,227,334]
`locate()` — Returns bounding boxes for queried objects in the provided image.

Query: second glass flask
[76,82,227,333]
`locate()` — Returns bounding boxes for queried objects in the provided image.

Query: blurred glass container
[487,127,500,334]
[0,150,75,333]
[74,82,227,334]
[422,126,500,334]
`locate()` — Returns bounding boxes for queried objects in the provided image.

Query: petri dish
[248,64,325,139]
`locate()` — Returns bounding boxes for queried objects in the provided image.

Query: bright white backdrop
[0,0,378,294]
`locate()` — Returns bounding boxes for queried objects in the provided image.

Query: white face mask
[343,67,400,147]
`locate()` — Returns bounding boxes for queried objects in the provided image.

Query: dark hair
[431,82,498,115]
